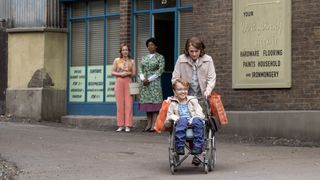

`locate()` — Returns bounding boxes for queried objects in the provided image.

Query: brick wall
[120,0,131,45]
[193,0,320,111]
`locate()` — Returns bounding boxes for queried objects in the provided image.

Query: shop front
[65,0,193,115]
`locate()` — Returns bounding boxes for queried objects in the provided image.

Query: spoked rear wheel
[204,164,208,174]
[169,150,178,174]
[170,164,175,175]
[207,130,216,171]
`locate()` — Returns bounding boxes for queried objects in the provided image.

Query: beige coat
[172,54,216,95]
[164,96,206,128]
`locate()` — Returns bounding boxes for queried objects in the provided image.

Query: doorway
[154,12,175,99]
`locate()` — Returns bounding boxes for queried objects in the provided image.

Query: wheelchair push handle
[203,96,212,117]
[203,95,219,132]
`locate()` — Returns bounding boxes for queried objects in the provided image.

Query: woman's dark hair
[146,37,158,47]
[119,43,131,59]
[184,36,206,57]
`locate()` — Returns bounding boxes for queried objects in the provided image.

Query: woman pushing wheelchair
[171,36,216,166]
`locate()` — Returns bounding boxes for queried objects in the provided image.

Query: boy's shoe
[176,147,185,155]
[191,148,202,155]
[116,127,124,132]
[192,156,201,166]
[125,127,130,132]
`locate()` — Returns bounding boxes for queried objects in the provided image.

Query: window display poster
[87,66,104,102]
[69,66,85,102]
[105,65,116,102]
[69,65,116,102]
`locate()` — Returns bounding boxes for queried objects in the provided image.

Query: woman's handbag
[129,82,139,95]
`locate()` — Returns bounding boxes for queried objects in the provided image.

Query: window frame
[66,0,120,115]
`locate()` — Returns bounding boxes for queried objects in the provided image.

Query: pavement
[1,121,320,180]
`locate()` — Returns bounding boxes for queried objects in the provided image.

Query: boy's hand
[171,115,180,122]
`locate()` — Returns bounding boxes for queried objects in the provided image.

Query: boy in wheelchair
[164,78,206,156]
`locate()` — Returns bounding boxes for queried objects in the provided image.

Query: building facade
[1,0,320,141]
[1,0,66,121]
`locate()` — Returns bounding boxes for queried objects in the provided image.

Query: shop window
[135,0,150,11]
[107,0,120,13]
[135,14,150,65]
[72,1,86,17]
[179,11,193,54]
[106,17,120,66]
[71,21,86,66]
[88,20,104,66]
[68,0,120,103]
[88,0,104,16]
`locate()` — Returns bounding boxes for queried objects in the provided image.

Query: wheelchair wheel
[169,149,178,173]
[169,147,174,164]
[207,130,216,171]
[169,131,178,174]
[170,164,175,175]
[169,149,179,165]
[204,164,208,174]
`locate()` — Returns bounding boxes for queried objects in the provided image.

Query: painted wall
[8,32,44,88]
[44,32,67,90]
[6,31,67,121]
[8,31,66,89]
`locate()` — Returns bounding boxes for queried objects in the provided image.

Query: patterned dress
[138,53,165,112]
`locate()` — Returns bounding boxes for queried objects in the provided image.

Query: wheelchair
[168,99,218,174]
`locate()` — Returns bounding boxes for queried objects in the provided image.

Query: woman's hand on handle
[204,90,211,98]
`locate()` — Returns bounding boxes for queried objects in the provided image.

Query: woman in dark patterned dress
[138,38,165,132]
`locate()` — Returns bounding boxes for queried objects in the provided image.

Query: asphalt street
[1,121,320,180]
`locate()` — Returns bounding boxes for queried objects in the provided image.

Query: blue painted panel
[60,0,78,3]
[133,102,146,116]
[68,102,145,116]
